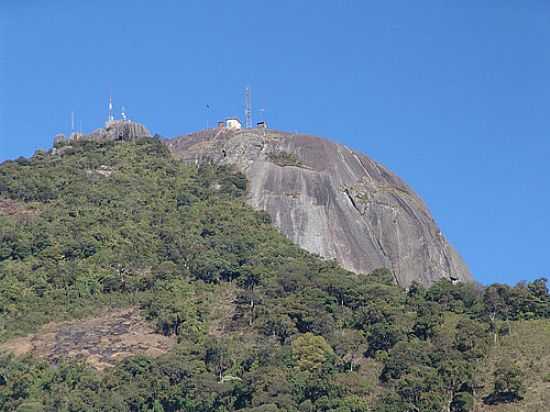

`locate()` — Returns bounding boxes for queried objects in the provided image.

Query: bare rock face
[166,128,472,286]
[53,121,152,148]
[82,120,152,142]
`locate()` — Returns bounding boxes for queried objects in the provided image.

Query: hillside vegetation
[0,138,549,412]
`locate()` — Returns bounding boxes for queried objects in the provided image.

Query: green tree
[381,339,432,382]
[450,392,474,412]
[395,366,446,412]
[291,333,334,371]
[366,321,405,357]
[454,319,489,360]
[488,361,525,404]
[413,302,443,340]
[333,329,366,372]
[483,284,511,344]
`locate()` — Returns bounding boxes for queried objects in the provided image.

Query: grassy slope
[479,320,550,412]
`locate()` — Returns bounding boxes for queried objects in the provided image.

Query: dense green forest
[0,138,549,411]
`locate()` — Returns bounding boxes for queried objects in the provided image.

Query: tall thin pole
[108,96,114,122]
[244,87,252,128]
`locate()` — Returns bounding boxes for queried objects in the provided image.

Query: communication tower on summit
[108,96,114,122]
[244,86,252,128]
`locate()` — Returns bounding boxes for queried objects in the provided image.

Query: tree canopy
[0,138,549,411]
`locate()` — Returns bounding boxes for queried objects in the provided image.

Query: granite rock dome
[166,128,472,286]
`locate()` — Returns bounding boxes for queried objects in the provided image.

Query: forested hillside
[0,138,549,411]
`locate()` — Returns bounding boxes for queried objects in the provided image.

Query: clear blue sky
[1,1,549,285]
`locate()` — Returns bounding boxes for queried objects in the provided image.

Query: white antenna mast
[244,86,252,128]
[71,111,75,132]
[108,96,114,122]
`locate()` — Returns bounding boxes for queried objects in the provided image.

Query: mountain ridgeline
[58,120,471,286]
[0,128,549,411]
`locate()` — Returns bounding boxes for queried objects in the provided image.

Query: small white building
[226,118,242,130]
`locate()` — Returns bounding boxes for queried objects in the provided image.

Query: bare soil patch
[0,308,175,370]
[0,198,39,218]
[207,286,237,337]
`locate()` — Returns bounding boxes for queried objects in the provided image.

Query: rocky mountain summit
[166,127,472,286]
[89,120,152,141]
[52,121,471,286]
[53,120,152,146]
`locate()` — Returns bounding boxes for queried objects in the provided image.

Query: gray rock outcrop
[52,121,152,147]
[166,128,472,286]
[83,120,152,142]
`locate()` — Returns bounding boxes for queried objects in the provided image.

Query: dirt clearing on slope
[0,308,176,370]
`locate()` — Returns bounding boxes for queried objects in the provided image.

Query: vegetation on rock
[266,151,303,167]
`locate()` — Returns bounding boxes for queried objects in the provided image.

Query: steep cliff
[166,127,471,286]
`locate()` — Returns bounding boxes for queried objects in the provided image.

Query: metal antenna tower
[108,96,114,122]
[244,86,252,128]
[71,112,75,132]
